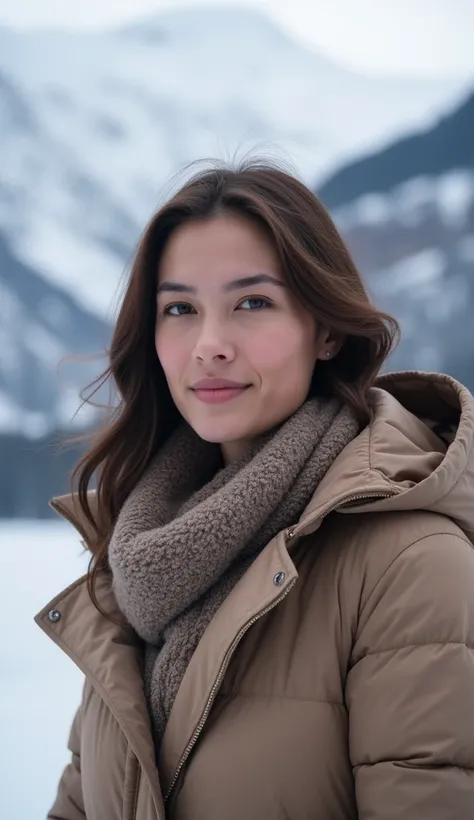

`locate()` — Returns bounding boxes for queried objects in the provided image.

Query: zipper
[322,490,395,514]
[287,490,397,540]
[164,575,297,804]
[165,489,395,805]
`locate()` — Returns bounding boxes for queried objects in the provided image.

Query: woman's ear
[315,328,345,362]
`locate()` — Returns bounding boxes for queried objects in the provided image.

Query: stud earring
[326,351,331,358]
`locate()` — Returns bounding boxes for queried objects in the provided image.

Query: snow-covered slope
[0,6,467,315]
[318,92,474,382]
[0,521,88,818]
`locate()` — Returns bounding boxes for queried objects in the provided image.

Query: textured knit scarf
[108,397,359,751]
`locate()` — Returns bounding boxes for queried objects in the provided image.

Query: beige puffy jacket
[37,372,474,819]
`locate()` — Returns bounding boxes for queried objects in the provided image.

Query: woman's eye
[238,297,271,311]
[163,302,195,316]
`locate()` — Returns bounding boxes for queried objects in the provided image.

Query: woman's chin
[189,416,254,447]
[193,424,246,445]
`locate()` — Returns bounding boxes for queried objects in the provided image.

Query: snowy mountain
[0,230,109,436]
[318,91,474,383]
[0,6,468,316]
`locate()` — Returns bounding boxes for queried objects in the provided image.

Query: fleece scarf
[108,397,359,751]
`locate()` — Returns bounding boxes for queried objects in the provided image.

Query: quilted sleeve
[47,703,86,820]
[346,531,474,819]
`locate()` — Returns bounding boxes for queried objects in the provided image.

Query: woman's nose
[192,321,236,363]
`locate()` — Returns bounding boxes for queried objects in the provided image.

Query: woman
[37,161,474,820]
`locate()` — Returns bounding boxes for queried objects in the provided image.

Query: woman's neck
[220,437,253,465]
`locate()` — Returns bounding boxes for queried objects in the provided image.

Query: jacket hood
[50,371,474,545]
[296,371,474,542]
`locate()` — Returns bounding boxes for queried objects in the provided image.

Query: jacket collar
[35,530,298,808]
[35,573,166,819]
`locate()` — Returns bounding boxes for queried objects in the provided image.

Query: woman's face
[155,213,334,462]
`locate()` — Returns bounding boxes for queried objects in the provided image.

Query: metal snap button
[273,571,286,586]
[47,610,61,623]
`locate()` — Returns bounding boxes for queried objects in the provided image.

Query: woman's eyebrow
[223,274,285,292]
[157,273,285,295]
[156,282,196,294]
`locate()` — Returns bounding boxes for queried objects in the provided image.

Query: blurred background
[0,1,473,817]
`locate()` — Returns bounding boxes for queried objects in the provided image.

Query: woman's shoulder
[346,506,470,547]
[314,508,474,605]
[344,510,474,661]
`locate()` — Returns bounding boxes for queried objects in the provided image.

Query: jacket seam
[131,765,141,820]
[424,449,472,511]
[367,397,409,495]
[355,640,474,659]
[222,692,345,706]
[358,531,473,626]
[353,760,474,773]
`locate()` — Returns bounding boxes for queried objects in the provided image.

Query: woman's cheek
[155,326,179,374]
[249,326,301,371]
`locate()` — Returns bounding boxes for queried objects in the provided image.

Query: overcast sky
[0,0,473,78]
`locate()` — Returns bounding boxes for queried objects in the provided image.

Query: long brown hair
[71,159,399,606]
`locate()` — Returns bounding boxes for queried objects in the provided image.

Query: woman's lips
[191,385,250,404]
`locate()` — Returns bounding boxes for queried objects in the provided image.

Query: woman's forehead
[158,214,282,286]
